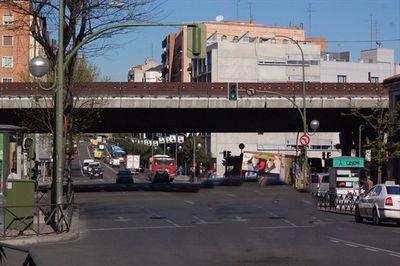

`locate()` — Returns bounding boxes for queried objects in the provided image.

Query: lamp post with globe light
[28,0,204,210]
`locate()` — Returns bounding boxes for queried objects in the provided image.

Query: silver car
[355,183,400,226]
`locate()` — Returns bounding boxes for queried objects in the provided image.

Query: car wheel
[396,221,400,227]
[372,208,381,225]
[355,206,363,223]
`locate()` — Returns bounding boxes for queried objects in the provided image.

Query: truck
[126,155,141,174]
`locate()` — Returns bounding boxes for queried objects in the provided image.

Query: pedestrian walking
[7,168,19,180]
[367,176,373,190]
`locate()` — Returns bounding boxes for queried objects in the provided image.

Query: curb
[0,208,80,246]
[317,208,354,216]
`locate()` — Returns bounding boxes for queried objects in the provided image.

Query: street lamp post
[359,125,364,157]
[261,34,308,190]
[29,4,203,212]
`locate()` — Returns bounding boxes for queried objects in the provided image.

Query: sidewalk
[0,203,80,246]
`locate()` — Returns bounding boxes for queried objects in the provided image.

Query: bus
[149,155,176,183]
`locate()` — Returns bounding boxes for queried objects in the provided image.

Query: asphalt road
[29,183,400,266]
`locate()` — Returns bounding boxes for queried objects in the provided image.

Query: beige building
[161,21,326,82]
[128,59,162,82]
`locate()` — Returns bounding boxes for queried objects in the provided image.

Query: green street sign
[332,157,364,168]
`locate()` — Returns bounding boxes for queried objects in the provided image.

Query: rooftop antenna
[236,0,240,21]
[249,2,253,23]
[306,3,314,37]
[370,14,373,48]
[375,20,379,47]
[151,43,154,59]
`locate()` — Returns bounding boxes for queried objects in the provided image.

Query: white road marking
[302,200,312,205]
[226,194,236,198]
[388,253,400,258]
[345,244,359,248]
[282,219,297,227]
[114,216,131,222]
[231,216,248,222]
[260,208,298,227]
[329,237,400,256]
[184,200,194,205]
[165,219,180,227]
[87,225,194,232]
[193,215,206,224]
[249,225,313,230]
[365,248,379,252]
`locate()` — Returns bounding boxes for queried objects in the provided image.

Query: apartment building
[161,21,326,82]
[0,2,31,82]
[128,59,162,82]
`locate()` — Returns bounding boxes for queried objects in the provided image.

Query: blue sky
[92,0,400,81]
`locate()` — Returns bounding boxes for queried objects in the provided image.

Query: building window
[233,36,239,42]
[3,14,14,25]
[2,77,12,82]
[2,56,13,68]
[3,36,13,46]
[221,35,227,41]
[337,75,347,83]
[370,76,379,83]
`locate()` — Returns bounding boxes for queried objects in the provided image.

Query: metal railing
[0,82,386,98]
[0,242,42,265]
[315,192,359,214]
[0,192,75,239]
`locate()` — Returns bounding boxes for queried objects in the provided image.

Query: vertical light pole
[276,35,308,190]
[53,0,65,206]
[175,133,178,166]
[359,125,364,157]
[193,133,196,180]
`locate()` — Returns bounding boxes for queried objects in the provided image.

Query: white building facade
[192,40,400,176]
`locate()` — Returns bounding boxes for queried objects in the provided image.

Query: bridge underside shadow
[2,108,366,133]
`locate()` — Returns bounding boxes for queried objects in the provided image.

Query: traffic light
[223,150,231,158]
[187,24,206,59]
[228,83,238,101]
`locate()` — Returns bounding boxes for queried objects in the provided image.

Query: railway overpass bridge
[0,82,387,133]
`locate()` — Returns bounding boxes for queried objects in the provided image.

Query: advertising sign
[332,157,364,168]
[241,151,283,182]
[133,155,140,170]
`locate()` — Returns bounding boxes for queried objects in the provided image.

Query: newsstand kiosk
[327,156,365,196]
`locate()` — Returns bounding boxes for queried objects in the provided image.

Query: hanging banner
[177,136,185,143]
[153,140,159,147]
[159,137,165,144]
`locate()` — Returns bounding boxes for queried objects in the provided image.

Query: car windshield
[155,159,174,166]
[386,186,400,195]
[311,175,318,183]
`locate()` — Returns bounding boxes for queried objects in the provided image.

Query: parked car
[355,182,400,226]
[311,173,330,196]
[116,169,134,184]
[82,159,95,174]
[88,165,103,179]
[86,162,101,176]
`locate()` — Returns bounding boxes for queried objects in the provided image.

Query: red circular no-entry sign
[299,134,310,146]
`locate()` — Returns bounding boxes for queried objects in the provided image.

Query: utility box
[5,179,35,231]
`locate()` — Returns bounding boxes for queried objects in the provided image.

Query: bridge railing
[0,82,387,98]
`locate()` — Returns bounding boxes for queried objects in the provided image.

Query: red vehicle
[149,155,176,183]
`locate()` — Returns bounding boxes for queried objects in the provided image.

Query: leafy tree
[183,136,211,167]
[350,98,400,184]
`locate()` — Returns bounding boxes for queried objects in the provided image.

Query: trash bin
[5,179,35,231]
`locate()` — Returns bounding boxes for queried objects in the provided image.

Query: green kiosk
[327,156,365,197]
[0,125,35,232]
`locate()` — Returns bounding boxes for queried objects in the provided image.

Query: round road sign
[299,134,310,146]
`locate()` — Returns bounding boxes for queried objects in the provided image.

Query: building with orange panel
[161,21,326,82]
[0,2,36,82]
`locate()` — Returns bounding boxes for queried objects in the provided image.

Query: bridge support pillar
[339,131,353,156]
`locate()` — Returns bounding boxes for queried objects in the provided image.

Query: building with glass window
[0,2,42,82]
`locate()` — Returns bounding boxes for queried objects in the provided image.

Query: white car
[82,159,95,174]
[355,182,400,225]
[311,173,330,196]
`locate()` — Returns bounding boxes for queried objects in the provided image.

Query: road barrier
[0,242,43,265]
[315,192,358,214]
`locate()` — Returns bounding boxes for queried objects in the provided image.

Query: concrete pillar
[339,131,353,156]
